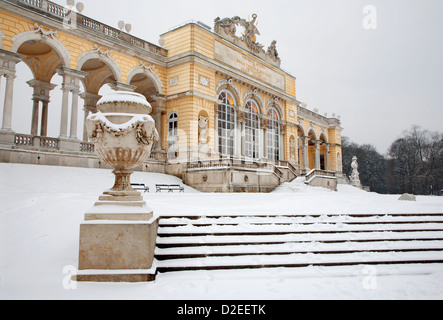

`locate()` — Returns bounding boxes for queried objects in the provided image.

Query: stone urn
[76,91,160,283]
[85,91,159,207]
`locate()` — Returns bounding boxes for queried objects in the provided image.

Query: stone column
[315,141,321,170]
[149,98,164,152]
[57,67,88,151]
[30,97,40,136]
[57,67,88,140]
[27,80,57,137]
[0,50,23,136]
[80,92,101,141]
[303,136,309,171]
[59,85,70,138]
[1,74,16,132]
[69,87,80,139]
[325,144,330,171]
[41,100,49,137]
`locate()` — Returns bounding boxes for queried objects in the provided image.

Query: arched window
[267,107,280,161]
[245,99,260,159]
[167,112,178,159]
[217,90,236,156]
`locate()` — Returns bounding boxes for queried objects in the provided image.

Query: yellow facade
[0,0,343,181]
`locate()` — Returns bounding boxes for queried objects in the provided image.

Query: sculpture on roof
[214,14,281,67]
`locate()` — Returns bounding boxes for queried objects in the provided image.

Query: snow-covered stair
[155,214,443,273]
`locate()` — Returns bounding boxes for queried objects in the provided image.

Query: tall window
[168,112,178,159]
[267,107,280,161]
[245,99,260,159]
[217,91,236,156]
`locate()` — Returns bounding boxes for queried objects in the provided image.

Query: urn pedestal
[75,92,160,282]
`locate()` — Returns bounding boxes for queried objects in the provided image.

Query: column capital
[108,81,136,92]
[3,73,16,81]
[80,92,102,105]
[27,79,57,102]
[0,49,24,76]
[57,66,88,91]
[151,93,167,113]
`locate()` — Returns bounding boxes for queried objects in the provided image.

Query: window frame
[244,99,261,159]
[217,90,237,157]
[267,107,281,161]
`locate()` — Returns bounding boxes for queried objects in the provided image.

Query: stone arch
[76,51,122,85]
[216,79,241,107]
[307,126,318,141]
[243,89,264,113]
[126,65,163,95]
[296,121,306,137]
[11,31,71,68]
[266,99,283,120]
[319,130,328,144]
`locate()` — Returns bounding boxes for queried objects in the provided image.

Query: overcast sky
[4,0,443,154]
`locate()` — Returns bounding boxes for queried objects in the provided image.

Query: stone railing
[305,169,337,182]
[186,157,284,180]
[40,136,59,149]
[14,134,34,146]
[7,0,167,58]
[13,133,97,154]
[80,142,95,153]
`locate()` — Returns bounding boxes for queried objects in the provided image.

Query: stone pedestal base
[58,138,81,152]
[75,190,159,282]
[0,130,15,145]
[350,178,363,189]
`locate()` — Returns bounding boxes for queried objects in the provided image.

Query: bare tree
[388,126,443,195]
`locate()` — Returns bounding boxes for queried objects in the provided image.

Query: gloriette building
[0,0,344,192]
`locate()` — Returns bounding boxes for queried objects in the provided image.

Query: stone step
[159,214,443,227]
[155,251,443,273]
[157,225,443,238]
[154,214,443,273]
[155,240,443,260]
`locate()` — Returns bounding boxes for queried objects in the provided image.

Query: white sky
[3,0,442,153]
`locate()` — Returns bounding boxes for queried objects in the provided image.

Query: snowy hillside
[1,163,443,300]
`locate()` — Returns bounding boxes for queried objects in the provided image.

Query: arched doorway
[307,129,317,170]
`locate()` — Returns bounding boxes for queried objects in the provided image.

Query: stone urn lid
[96,91,152,115]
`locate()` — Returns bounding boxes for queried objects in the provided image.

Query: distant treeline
[342,126,443,195]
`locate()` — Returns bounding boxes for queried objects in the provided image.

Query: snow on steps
[154,213,443,273]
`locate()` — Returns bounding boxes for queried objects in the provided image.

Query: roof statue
[214,14,281,67]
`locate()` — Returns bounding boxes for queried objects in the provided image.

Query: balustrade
[13,0,167,57]
[40,136,59,149]
[14,134,34,146]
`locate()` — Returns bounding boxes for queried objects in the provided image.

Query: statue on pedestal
[350,156,363,189]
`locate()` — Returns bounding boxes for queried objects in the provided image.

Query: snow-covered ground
[1,163,443,300]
